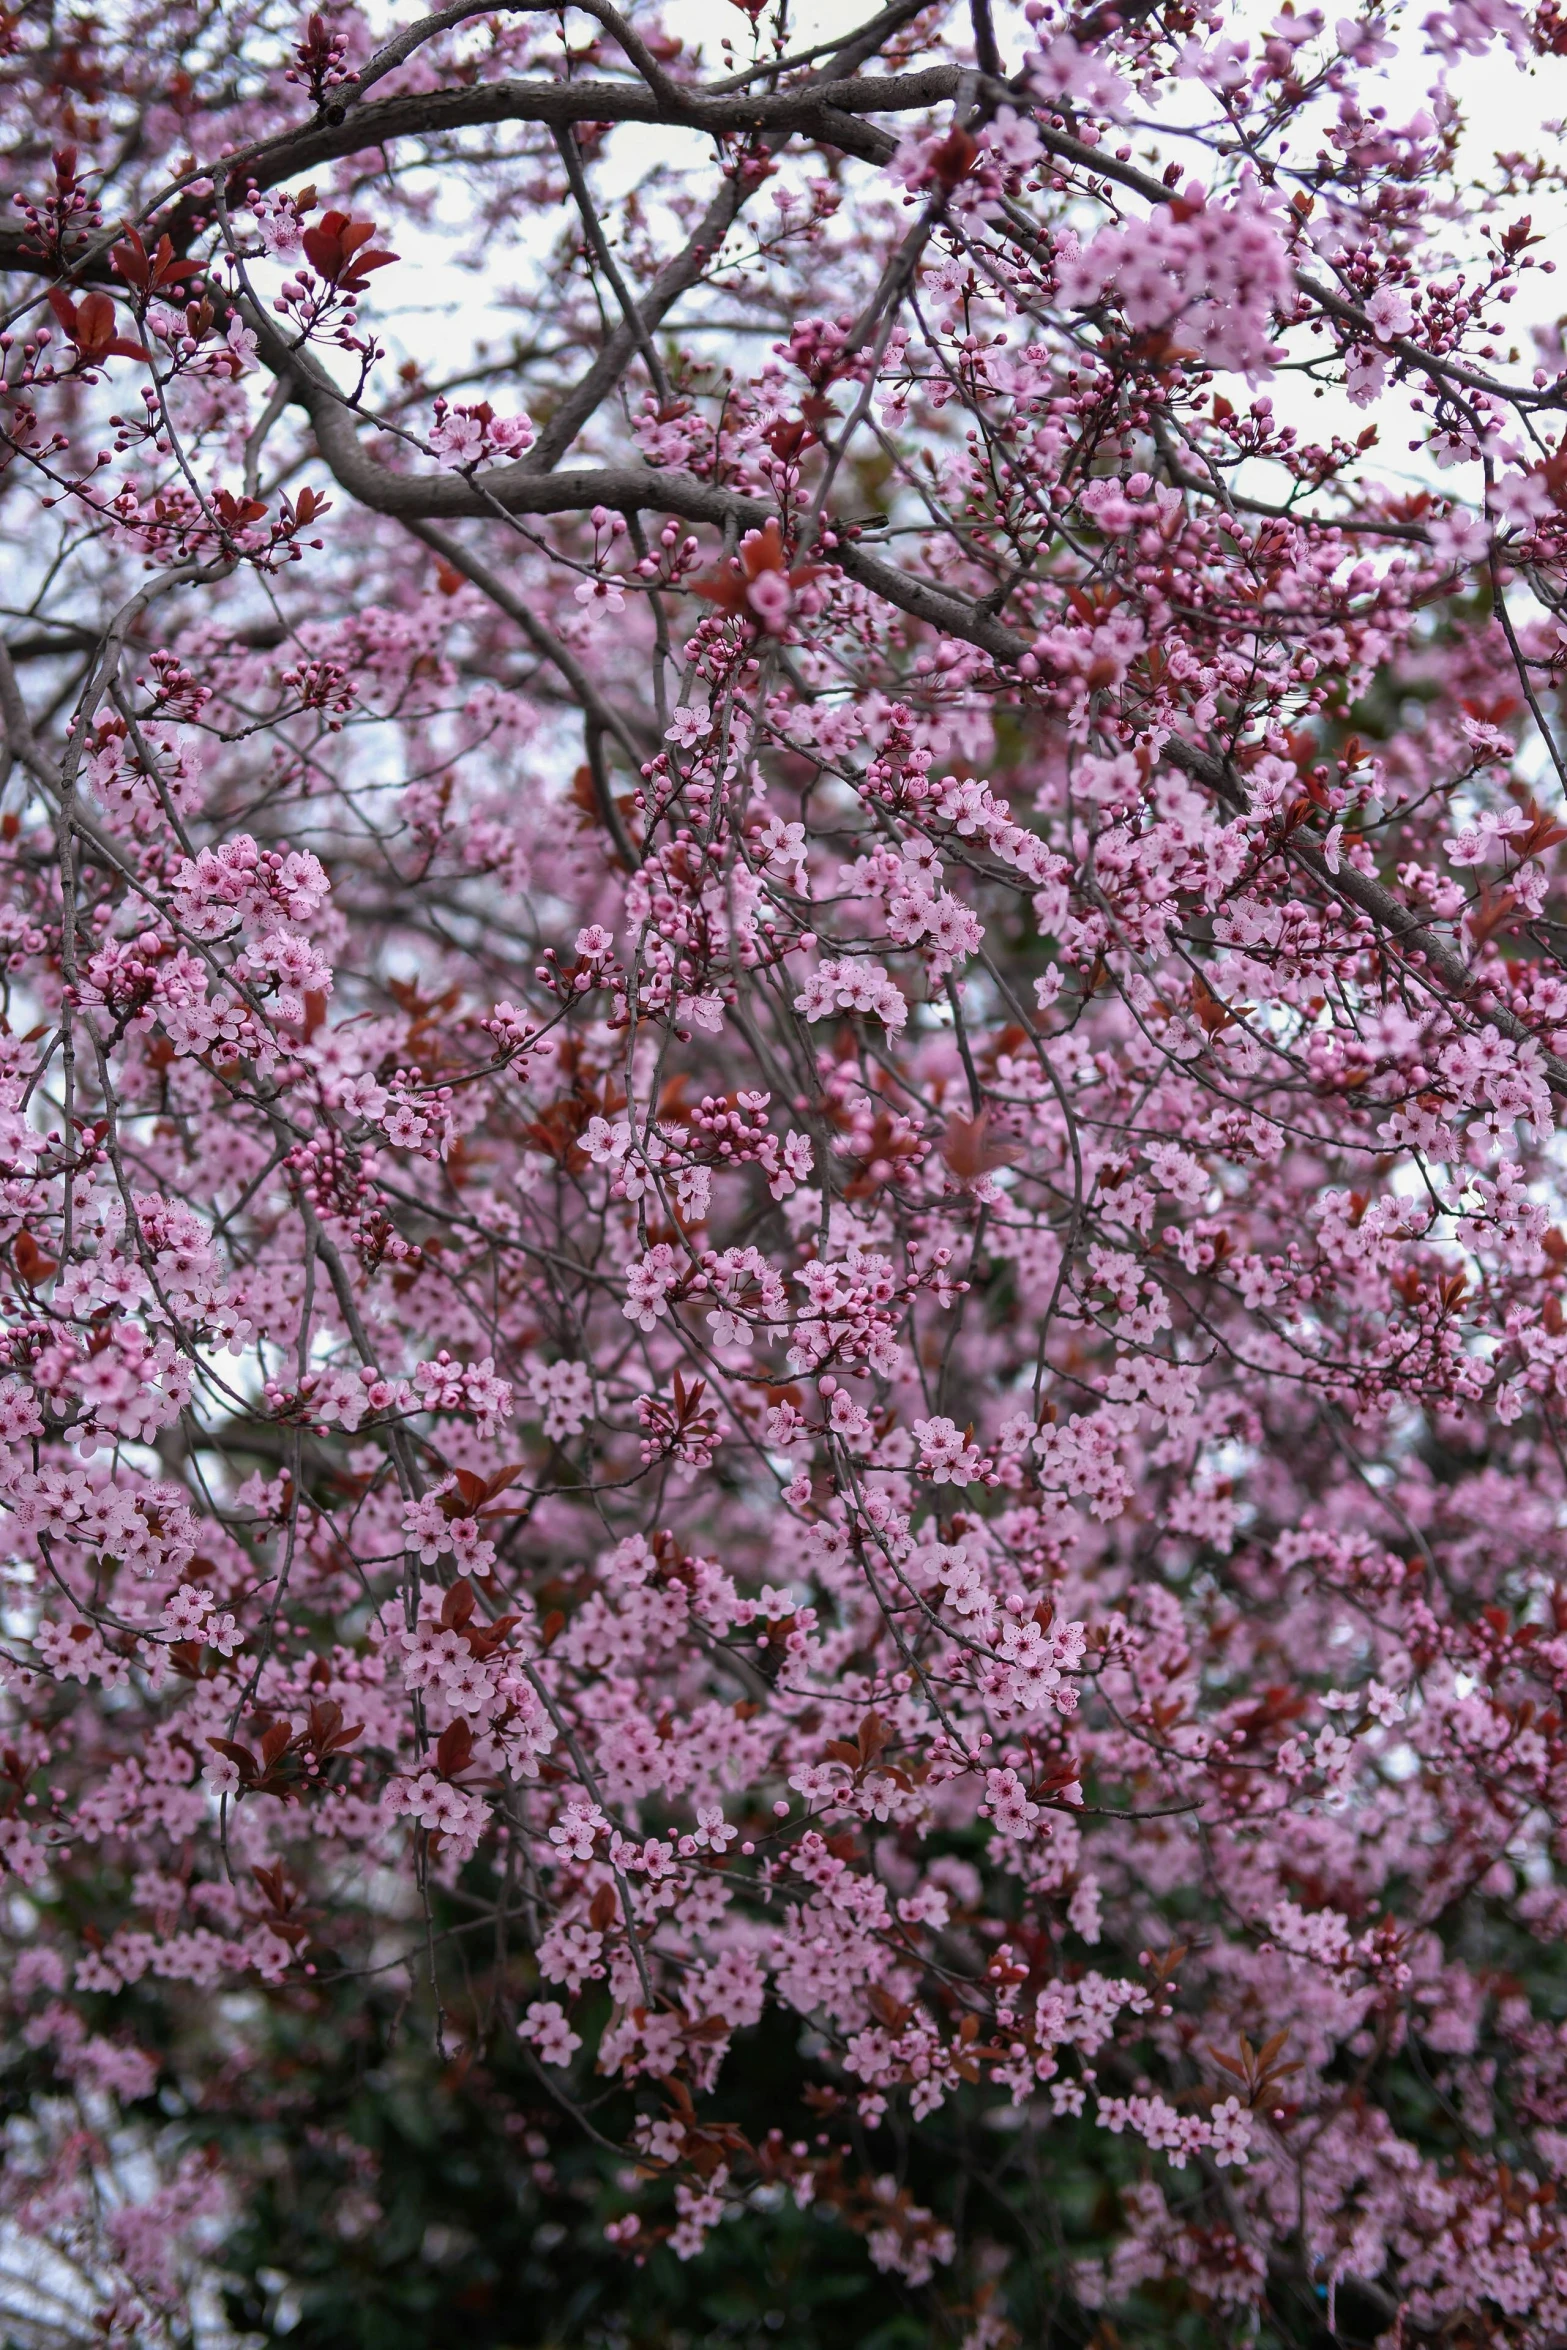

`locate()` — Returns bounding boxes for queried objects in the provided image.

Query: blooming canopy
[4,0,1567,2343]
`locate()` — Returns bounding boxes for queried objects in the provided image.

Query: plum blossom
[5,11,1567,2339]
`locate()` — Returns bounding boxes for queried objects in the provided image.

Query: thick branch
[0,60,1551,435]
[247,327,1567,1090]
[527,168,745,475]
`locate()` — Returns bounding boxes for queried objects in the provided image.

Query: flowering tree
[6,0,1567,2340]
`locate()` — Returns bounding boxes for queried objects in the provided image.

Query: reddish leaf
[260,1720,294,1768]
[111,227,201,295]
[588,1883,618,1932]
[12,1232,57,1281]
[207,1738,258,1780]
[867,1983,912,2029]
[440,1577,477,1629]
[301,210,398,293]
[467,1612,520,1660]
[940,1110,1022,1181]
[46,284,148,364]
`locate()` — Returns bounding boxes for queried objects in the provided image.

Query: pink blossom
[519,1999,582,2066]
[1364,285,1415,341]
